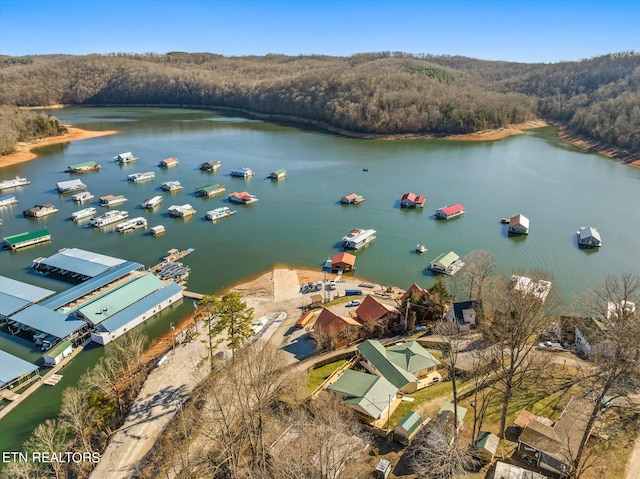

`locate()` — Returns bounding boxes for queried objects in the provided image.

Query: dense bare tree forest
[0,106,67,155]
[0,51,638,155]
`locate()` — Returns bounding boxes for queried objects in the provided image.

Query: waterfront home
[428,251,464,275]
[445,300,483,331]
[3,229,52,250]
[395,411,426,445]
[160,180,183,192]
[168,204,196,218]
[399,283,429,303]
[23,204,59,218]
[356,339,441,393]
[228,191,258,204]
[577,226,602,247]
[114,152,137,164]
[43,340,73,366]
[508,213,530,235]
[327,369,399,427]
[354,296,400,334]
[230,167,254,178]
[312,307,362,348]
[200,160,221,172]
[128,171,156,182]
[0,176,30,190]
[99,194,128,207]
[340,193,366,204]
[342,228,376,250]
[195,184,226,197]
[158,157,179,168]
[435,203,465,219]
[331,252,356,272]
[0,194,18,207]
[510,274,552,302]
[517,397,592,476]
[400,192,426,208]
[574,317,607,356]
[56,179,87,193]
[66,161,101,173]
[268,168,287,180]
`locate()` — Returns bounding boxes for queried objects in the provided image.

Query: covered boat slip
[0,276,55,318]
[0,350,40,392]
[31,247,126,279]
[10,304,88,341]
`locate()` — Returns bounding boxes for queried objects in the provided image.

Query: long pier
[183,291,204,300]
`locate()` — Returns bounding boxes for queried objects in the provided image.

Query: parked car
[346,299,361,307]
[329,281,336,290]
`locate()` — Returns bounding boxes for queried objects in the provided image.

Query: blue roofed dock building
[0,350,41,393]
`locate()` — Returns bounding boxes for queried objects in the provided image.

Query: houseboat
[200,160,221,172]
[150,225,165,236]
[66,161,101,173]
[230,167,254,178]
[72,191,95,202]
[268,169,287,180]
[341,228,376,250]
[400,192,426,208]
[99,195,128,207]
[508,214,530,235]
[116,217,148,233]
[142,195,163,209]
[0,176,30,190]
[158,157,179,168]
[114,152,137,164]
[128,171,156,182]
[90,210,129,228]
[56,179,87,193]
[0,195,18,207]
[23,204,59,218]
[195,184,226,197]
[168,204,196,218]
[577,226,603,248]
[228,191,258,204]
[160,180,183,192]
[3,229,51,250]
[205,207,237,221]
[70,207,97,222]
[435,204,465,220]
[340,193,366,204]
[428,251,465,275]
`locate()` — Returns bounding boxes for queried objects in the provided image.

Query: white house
[445,300,483,331]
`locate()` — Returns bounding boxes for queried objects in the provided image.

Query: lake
[1,106,639,453]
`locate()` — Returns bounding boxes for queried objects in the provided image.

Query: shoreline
[0,127,118,168]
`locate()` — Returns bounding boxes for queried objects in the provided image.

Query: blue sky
[1,0,638,63]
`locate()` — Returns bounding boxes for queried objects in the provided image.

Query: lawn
[306,359,347,393]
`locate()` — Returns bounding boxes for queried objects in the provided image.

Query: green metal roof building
[394,411,424,443]
[328,369,398,421]
[3,229,51,250]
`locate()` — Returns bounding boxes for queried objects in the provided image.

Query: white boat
[0,176,30,190]
[99,195,128,207]
[142,195,163,209]
[416,244,427,254]
[0,195,18,207]
[70,207,97,221]
[342,228,376,250]
[116,217,148,233]
[72,191,94,202]
[205,206,237,221]
[90,210,129,228]
[128,171,155,182]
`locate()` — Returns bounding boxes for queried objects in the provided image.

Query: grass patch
[306,359,347,393]
[389,381,454,427]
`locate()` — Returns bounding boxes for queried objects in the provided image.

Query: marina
[205,206,236,221]
[99,194,128,207]
[128,171,156,182]
[142,195,163,208]
[89,210,129,228]
[0,176,30,190]
[69,207,97,221]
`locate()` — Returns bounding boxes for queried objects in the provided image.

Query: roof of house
[576,317,607,344]
[395,411,423,436]
[355,295,398,324]
[401,192,425,203]
[332,252,356,266]
[0,350,39,388]
[493,461,547,479]
[509,214,529,228]
[314,308,361,335]
[328,369,398,420]
[431,251,460,267]
[578,226,601,241]
[386,341,440,372]
[437,204,464,215]
[400,283,429,302]
[449,300,483,324]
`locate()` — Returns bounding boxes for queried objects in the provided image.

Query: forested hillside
[0,51,638,156]
[0,106,67,155]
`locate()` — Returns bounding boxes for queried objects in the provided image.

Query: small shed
[44,340,73,367]
[373,459,391,479]
[474,431,499,462]
[331,252,356,272]
[394,411,424,444]
[296,311,315,328]
[308,294,324,309]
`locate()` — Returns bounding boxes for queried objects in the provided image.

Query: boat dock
[183,291,204,300]
[43,374,63,386]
